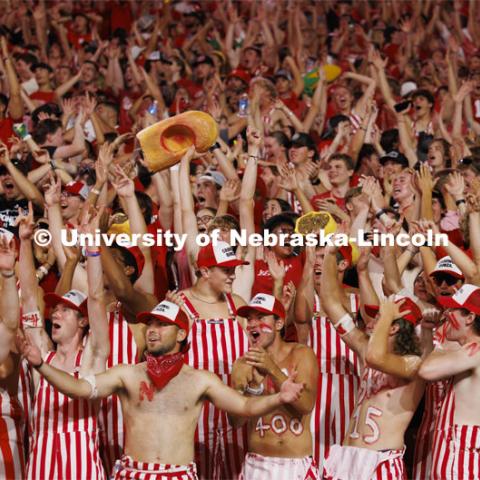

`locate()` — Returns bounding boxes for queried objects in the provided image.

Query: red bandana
[145,351,185,390]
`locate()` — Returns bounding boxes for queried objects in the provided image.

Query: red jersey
[252,252,305,296]
[30,91,56,104]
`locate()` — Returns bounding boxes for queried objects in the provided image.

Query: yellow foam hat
[108,219,131,237]
[295,211,337,236]
[136,111,218,173]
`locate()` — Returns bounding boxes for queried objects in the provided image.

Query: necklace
[189,290,222,304]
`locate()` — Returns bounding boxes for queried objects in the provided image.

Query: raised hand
[444,171,465,200]
[379,297,409,321]
[279,371,304,403]
[0,231,16,272]
[265,250,285,283]
[14,201,35,241]
[0,141,11,166]
[246,126,263,149]
[278,164,298,192]
[111,164,135,198]
[78,206,105,237]
[281,280,296,313]
[44,174,62,207]
[219,179,241,203]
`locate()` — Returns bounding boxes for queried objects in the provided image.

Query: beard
[147,337,177,357]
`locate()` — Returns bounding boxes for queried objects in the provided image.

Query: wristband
[375,208,386,219]
[455,199,466,206]
[244,383,265,396]
[0,269,15,278]
[50,160,57,171]
[85,250,100,257]
[169,164,180,172]
[82,374,98,399]
[21,310,44,329]
[91,188,101,195]
[311,178,321,186]
[333,313,355,337]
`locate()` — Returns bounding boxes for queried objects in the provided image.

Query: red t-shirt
[311,191,347,211]
[252,252,305,297]
[30,90,56,104]
[0,117,14,147]
[147,219,170,301]
[280,91,307,120]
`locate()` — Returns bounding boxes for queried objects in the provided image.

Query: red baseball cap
[437,284,480,315]
[364,296,423,325]
[137,300,189,332]
[237,293,286,319]
[197,241,249,268]
[44,289,88,316]
[228,68,251,85]
[63,181,89,200]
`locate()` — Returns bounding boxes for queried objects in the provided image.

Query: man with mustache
[230,293,319,479]
[18,299,303,480]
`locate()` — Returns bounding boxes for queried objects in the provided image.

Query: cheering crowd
[1,0,480,479]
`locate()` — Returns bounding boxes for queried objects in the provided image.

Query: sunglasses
[433,274,459,286]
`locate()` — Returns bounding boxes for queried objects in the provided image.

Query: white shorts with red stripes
[238,452,318,480]
[0,391,25,479]
[431,424,480,480]
[323,444,406,480]
[113,455,198,480]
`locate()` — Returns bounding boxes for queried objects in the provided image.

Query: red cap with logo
[437,284,480,315]
[44,289,88,316]
[137,300,189,332]
[237,293,286,319]
[197,241,249,268]
[364,296,423,325]
[429,256,464,279]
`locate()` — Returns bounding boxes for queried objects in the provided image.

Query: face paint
[259,322,274,333]
[446,311,461,330]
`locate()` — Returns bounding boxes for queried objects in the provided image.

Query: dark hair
[14,52,38,66]
[0,93,8,108]
[474,315,480,335]
[393,319,422,356]
[263,212,296,233]
[330,153,354,171]
[381,129,399,152]
[135,191,153,225]
[267,198,291,212]
[111,244,140,284]
[31,103,62,126]
[32,119,62,144]
[269,131,291,149]
[431,138,452,168]
[357,144,377,167]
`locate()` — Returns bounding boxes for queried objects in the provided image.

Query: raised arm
[366,298,422,380]
[1,36,23,120]
[53,109,87,160]
[111,165,154,295]
[17,203,53,356]
[19,334,126,399]
[294,246,315,344]
[320,245,369,359]
[78,208,110,375]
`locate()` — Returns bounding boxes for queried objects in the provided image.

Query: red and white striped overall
[0,386,25,479]
[113,455,198,480]
[412,380,448,479]
[308,294,361,472]
[99,306,138,477]
[431,378,480,480]
[26,350,106,480]
[180,292,248,480]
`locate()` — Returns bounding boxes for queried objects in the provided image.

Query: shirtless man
[0,234,25,479]
[419,284,480,480]
[320,245,425,479]
[230,293,319,479]
[18,300,303,480]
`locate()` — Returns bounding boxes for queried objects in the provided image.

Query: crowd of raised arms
[1,1,480,480]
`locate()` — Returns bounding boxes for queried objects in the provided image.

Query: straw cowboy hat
[136,110,218,172]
